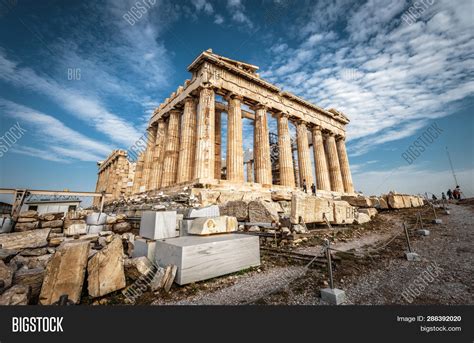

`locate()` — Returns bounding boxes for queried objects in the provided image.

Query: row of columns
[133,86,354,194]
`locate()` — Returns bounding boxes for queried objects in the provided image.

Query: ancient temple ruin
[95,50,355,200]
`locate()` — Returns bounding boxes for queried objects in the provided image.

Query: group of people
[439,186,463,201]
[301,179,317,195]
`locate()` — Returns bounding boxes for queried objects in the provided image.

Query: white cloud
[226,0,253,28]
[0,99,111,162]
[191,0,214,14]
[261,0,474,156]
[214,14,224,25]
[0,50,142,147]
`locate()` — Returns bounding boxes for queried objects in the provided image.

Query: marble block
[139,211,178,240]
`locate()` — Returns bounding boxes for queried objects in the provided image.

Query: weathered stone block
[39,212,64,221]
[290,194,334,224]
[13,267,45,299]
[387,194,405,209]
[218,191,244,203]
[41,220,63,229]
[113,221,131,234]
[0,228,51,250]
[124,256,153,281]
[341,196,372,208]
[87,236,126,298]
[219,201,248,221]
[359,208,378,218]
[19,210,38,218]
[0,260,13,290]
[271,190,292,201]
[248,200,280,223]
[0,285,31,305]
[402,196,412,208]
[64,223,87,236]
[188,216,238,236]
[39,241,89,305]
[355,213,371,224]
[15,221,39,232]
[332,201,355,225]
[132,238,156,260]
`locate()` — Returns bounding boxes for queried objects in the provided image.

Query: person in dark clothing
[441,192,446,200]
[302,179,307,193]
[447,189,453,200]
[311,183,316,195]
[432,194,438,201]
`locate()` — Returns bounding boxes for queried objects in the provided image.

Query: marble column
[276,113,295,187]
[193,86,215,180]
[226,94,244,182]
[141,125,157,191]
[161,110,181,187]
[336,136,355,193]
[214,109,222,179]
[132,152,145,193]
[177,98,197,183]
[312,125,331,191]
[246,161,254,183]
[150,119,167,190]
[324,132,344,193]
[296,120,313,189]
[253,105,272,185]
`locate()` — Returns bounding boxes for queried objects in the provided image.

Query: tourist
[302,179,307,193]
[311,183,316,195]
[447,189,453,200]
[441,192,446,201]
[455,186,462,200]
[432,194,438,201]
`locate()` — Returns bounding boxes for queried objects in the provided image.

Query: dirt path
[150,203,473,305]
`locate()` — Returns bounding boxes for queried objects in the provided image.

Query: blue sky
[0,0,473,204]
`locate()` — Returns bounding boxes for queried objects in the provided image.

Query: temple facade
[95,50,355,200]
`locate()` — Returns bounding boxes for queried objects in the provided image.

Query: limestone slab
[341,196,372,208]
[39,241,89,305]
[87,236,126,298]
[188,216,238,235]
[332,201,355,225]
[0,285,31,305]
[219,200,248,221]
[187,205,220,219]
[290,194,334,224]
[0,228,51,250]
[154,234,260,285]
[248,200,280,223]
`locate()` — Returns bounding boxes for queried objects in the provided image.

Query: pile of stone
[39,212,64,232]
[0,222,175,305]
[15,211,40,232]
[105,214,132,234]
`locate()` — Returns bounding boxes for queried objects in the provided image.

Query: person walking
[447,189,453,200]
[311,183,316,195]
[302,179,307,193]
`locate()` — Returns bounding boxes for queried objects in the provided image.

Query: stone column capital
[335,134,346,141]
[225,92,244,101]
[252,103,268,112]
[275,111,290,119]
[184,96,196,104]
[311,124,323,133]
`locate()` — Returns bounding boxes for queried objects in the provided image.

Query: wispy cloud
[261,0,474,156]
[0,49,142,147]
[226,0,254,28]
[0,99,111,162]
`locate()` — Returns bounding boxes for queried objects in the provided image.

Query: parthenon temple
[95,50,355,201]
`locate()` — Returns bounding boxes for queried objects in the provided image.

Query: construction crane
[445,146,459,187]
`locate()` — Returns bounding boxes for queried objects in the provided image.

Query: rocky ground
[147,202,473,305]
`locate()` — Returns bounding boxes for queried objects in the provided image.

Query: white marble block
[139,211,178,240]
[132,237,157,260]
[187,205,220,219]
[154,234,260,285]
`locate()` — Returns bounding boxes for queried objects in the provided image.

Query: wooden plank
[154,234,260,285]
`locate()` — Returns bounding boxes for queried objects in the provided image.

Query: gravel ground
[148,202,473,305]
